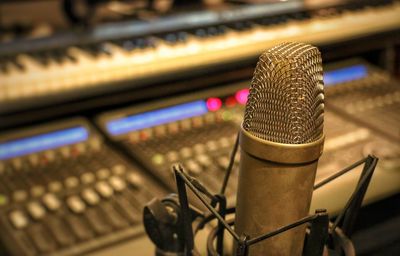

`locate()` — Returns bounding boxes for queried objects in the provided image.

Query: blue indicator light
[324,65,368,86]
[0,127,88,160]
[107,100,208,135]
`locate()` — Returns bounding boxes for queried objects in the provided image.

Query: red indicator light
[235,89,249,105]
[225,96,237,107]
[206,97,222,112]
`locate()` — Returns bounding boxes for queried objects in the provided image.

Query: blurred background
[0,0,399,255]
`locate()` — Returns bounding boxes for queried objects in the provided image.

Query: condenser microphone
[234,42,325,255]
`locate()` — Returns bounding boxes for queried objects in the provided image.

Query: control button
[13,190,28,202]
[44,150,56,162]
[154,125,166,137]
[217,156,230,170]
[219,137,230,148]
[193,143,206,154]
[28,154,39,167]
[180,119,191,130]
[206,140,218,151]
[196,155,212,167]
[60,147,71,158]
[82,188,100,206]
[95,181,114,198]
[109,176,127,192]
[75,143,86,154]
[204,112,216,123]
[27,201,46,220]
[180,147,192,158]
[9,210,28,229]
[89,137,102,151]
[112,164,126,175]
[185,160,202,175]
[12,158,22,170]
[67,196,86,214]
[65,176,79,188]
[168,122,179,134]
[140,129,153,140]
[27,224,57,253]
[0,194,8,206]
[129,132,140,143]
[31,185,45,197]
[48,181,63,193]
[192,116,203,127]
[152,154,164,165]
[42,193,61,211]
[47,216,76,246]
[81,172,95,184]
[96,168,110,180]
[65,215,94,241]
[126,172,142,189]
[166,151,179,162]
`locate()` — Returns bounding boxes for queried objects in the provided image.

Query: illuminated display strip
[0,127,88,160]
[107,100,208,135]
[324,65,368,86]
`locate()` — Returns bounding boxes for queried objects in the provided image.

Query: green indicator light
[0,194,8,206]
[222,111,233,121]
[152,154,165,165]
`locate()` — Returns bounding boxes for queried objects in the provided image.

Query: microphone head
[243,42,324,144]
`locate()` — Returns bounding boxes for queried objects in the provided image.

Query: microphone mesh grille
[243,42,324,144]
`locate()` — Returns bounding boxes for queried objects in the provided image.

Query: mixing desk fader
[0,118,165,256]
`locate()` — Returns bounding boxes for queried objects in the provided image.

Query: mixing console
[325,62,400,142]
[1,0,400,112]
[97,60,400,211]
[0,119,165,256]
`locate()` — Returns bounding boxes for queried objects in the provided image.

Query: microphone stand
[144,131,379,256]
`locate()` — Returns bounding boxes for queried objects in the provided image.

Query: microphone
[234,42,325,255]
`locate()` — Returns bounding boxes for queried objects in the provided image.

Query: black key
[194,28,207,38]
[46,216,76,247]
[101,201,129,229]
[177,31,189,42]
[64,51,77,62]
[85,207,112,235]
[50,50,65,64]
[65,215,94,241]
[120,40,136,51]
[79,45,99,57]
[136,38,147,49]
[206,27,219,36]
[27,224,57,253]
[98,43,113,56]
[30,52,50,66]
[9,57,25,71]
[227,21,254,31]
[0,58,9,73]
[164,33,178,43]
[114,196,140,224]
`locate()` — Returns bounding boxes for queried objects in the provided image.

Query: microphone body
[235,129,323,255]
[234,42,325,255]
